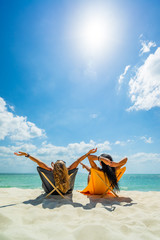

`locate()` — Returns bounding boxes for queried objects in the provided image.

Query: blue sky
[0,0,160,173]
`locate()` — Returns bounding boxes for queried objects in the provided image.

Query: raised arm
[87,155,128,169]
[115,157,128,169]
[87,155,100,170]
[68,148,97,170]
[99,156,128,168]
[14,152,53,171]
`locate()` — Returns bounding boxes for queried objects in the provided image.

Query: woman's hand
[118,157,128,167]
[80,162,85,169]
[87,148,97,156]
[14,151,27,157]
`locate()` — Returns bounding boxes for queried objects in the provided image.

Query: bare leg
[88,173,91,183]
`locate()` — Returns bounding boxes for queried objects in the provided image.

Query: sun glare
[68,5,119,58]
[80,15,107,53]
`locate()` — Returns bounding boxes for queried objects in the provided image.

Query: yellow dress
[80,167,126,195]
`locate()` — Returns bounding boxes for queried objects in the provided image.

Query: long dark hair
[100,154,119,191]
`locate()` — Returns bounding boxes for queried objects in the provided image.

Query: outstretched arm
[99,156,128,168]
[115,157,128,169]
[80,162,91,172]
[87,155,128,169]
[14,152,53,171]
[87,155,100,170]
[68,148,97,170]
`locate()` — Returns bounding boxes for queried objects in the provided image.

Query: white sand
[0,188,160,240]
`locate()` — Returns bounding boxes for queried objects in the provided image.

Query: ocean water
[0,173,160,191]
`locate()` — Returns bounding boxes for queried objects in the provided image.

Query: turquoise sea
[0,173,160,191]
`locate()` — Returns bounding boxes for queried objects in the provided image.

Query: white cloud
[96,141,111,152]
[8,105,15,112]
[1,140,160,173]
[0,143,37,157]
[127,47,160,111]
[139,33,143,39]
[140,40,156,55]
[84,60,97,79]
[115,140,125,146]
[141,136,153,144]
[37,140,111,161]
[0,140,111,171]
[125,152,160,173]
[118,65,130,90]
[129,152,160,163]
[0,97,45,141]
[115,140,127,146]
[114,139,132,146]
[90,113,98,119]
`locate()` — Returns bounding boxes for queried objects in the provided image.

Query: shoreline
[0,188,160,240]
[1,173,160,192]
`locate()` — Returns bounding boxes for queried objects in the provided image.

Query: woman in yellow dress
[81,148,127,194]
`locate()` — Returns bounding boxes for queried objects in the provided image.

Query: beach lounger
[80,167,126,197]
[37,167,78,198]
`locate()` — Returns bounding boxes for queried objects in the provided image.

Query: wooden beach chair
[37,167,78,198]
[80,167,126,197]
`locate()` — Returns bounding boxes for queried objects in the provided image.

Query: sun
[69,5,119,58]
[79,14,109,55]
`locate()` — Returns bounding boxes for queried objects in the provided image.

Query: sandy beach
[0,188,160,240]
